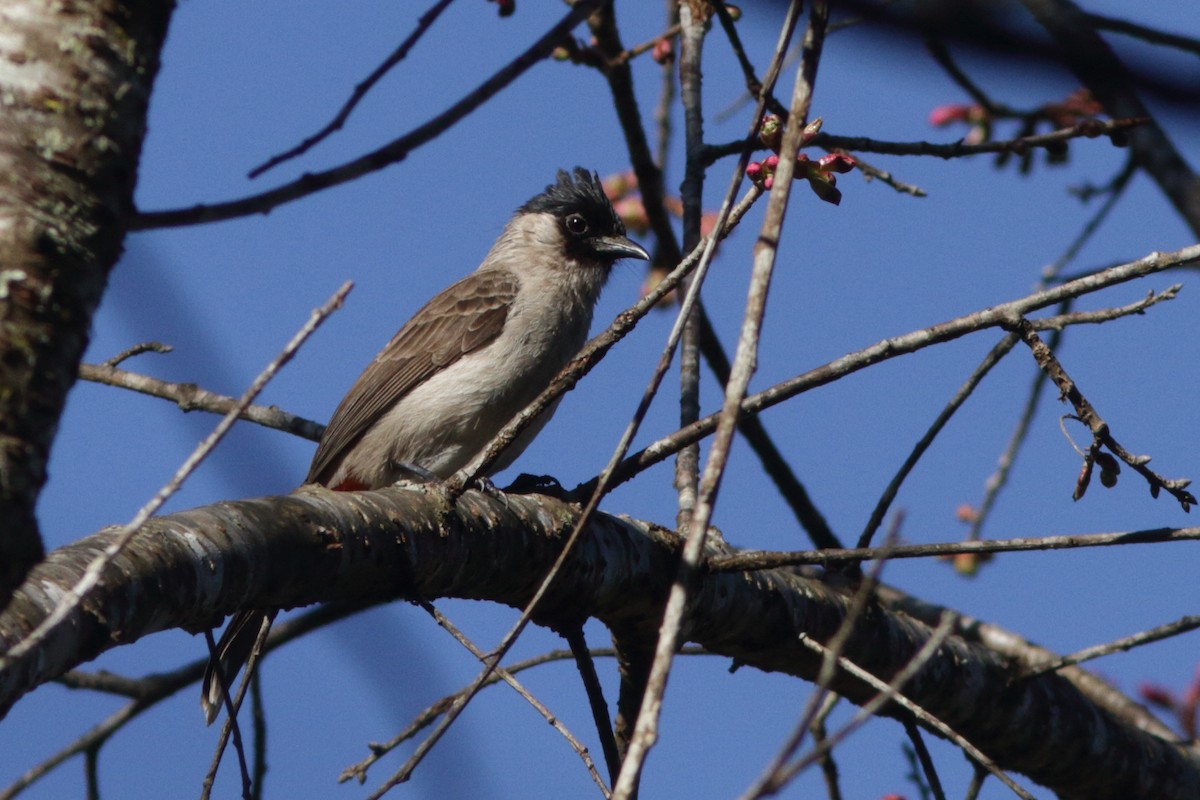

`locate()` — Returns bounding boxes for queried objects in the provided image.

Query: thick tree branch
[0,486,1196,798]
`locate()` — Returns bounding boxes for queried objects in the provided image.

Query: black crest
[519,167,627,238]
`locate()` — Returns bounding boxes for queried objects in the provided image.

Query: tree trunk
[0,0,173,604]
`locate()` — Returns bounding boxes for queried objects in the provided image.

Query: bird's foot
[502,473,569,499]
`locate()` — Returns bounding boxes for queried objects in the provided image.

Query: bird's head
[518,167,650,266]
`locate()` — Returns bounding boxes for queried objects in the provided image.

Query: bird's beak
[593,235,650,262]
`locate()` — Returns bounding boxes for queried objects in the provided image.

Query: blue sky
[4,2,1199,799]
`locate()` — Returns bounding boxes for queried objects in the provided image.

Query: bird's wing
[306,269,519,485]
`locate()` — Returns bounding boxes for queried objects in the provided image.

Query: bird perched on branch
[202,167,650,723]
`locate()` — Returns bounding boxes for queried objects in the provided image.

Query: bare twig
[967,157,1135,540]
[710,525,1200,573]
[1022,614,1200,680]
[78,362,324,441]
[561,626,620,788]
[337,645,711,787]
[904,720,947,800]
[696,307,842,549]
[809,693,843,800]
[132,0,606,229]
[703,116,1148,165]
[102,341,172,367]
[742,523,897,800]
[857,334,1019,550]
[248,0,456,178]
[923,36,1002,115]
[1005,316,1195,510]
[200,624,262,800]
[1085,12,1200,56]
[600,247,1199,492]
[786,627,1036,800]
[0,283,351,674]
[614,4,823,796]
[2,604,365,800]
[420,603,610,797]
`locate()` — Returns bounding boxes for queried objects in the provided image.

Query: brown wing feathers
[305,270,518,486]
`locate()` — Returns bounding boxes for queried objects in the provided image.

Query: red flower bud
[1139,683,1176,709]
[818,153,856,174]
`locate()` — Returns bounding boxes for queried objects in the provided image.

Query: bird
[201,167,650,723]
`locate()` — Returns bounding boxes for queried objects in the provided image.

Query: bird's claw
[503,473,569,499]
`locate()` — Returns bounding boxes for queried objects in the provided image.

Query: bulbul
[201,167,649,722]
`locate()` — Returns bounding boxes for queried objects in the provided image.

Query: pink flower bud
[929,104,970,126]
[652,37,674,65]
[745,161,762,180]
[763,154,779,170]
[763,175,774,190]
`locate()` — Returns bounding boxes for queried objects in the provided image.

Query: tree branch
[0,486,1196,798]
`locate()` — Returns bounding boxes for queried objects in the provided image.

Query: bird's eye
[565,213,589,235]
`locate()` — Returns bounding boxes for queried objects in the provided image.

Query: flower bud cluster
[744,116,857,205]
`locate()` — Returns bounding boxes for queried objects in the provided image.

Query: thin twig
[923,36,1001,114]
[419,603,610,798]
[967,157,1135,540]
[904,720,947,800]
[202,616,273,800]
[78,362,324,441]
[102,340,172,367]
[2,604,366,800]
[613,4,823,796]
[1085,12,1200,56]
[786,627,1036,800]
[809,693,843,800]
[132,1,606,230]
[248,0,456,178]
[703,116,1147,165]
[857,334,1019,550]
[741,521,897,800]
[0,283,352,674]
[599,247,1198,492]
[696,307,842,549]
[561,626,621,788]
[338,645,711,786]
[250,669,267,800]
[709,525,1200,573]
[1022,614,1200,680]
[1005,316,1195,510]
[833,150,927,197]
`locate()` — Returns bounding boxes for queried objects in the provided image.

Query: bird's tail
[201,609,277,725]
